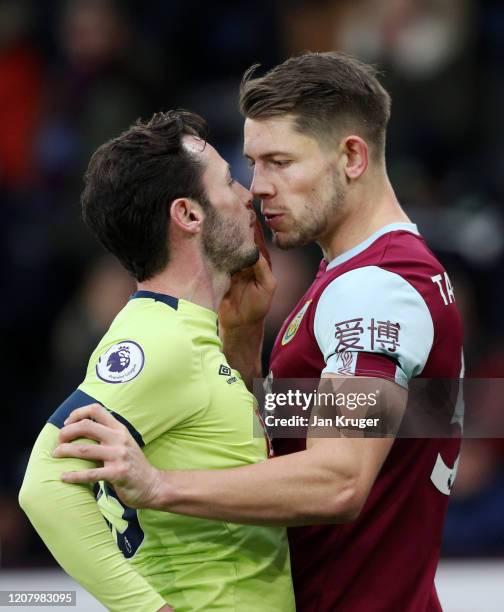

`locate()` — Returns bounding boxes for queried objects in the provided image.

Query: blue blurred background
[1,0,504,587]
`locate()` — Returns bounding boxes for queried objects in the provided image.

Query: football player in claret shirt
[19,111,295,612]
[51,53,463,612]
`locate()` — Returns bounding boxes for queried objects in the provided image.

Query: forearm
[19,425,167,612]
[220,320,264,390]
[153,443,359,526]
[152,379,401,526]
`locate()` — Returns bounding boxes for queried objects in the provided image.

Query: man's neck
[320,176,411,262]
[137,254,230,313]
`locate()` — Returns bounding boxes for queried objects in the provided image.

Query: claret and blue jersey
[270,223,464,612]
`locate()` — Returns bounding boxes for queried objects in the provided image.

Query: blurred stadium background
[1,0,503,609]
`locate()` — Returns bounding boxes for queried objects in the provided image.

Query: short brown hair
[240,52,391,155]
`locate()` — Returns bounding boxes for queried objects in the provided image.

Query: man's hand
[218,218,276,330]
[218,219,275,388]
[53,404,164,509]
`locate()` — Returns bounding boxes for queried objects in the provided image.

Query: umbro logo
[218,364,232,376]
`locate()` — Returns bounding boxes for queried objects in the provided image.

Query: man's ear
[169,198,204,235]
[340,136,369,182]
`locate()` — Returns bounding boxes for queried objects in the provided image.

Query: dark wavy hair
[81,110,208,281]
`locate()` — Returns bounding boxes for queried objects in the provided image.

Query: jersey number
[96,482,145,558]
[429,356,464,495]
[430,452,460,495]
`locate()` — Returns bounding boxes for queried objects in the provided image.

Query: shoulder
[314,266,434,379]
[77,300,205,441]
[317,227,451,323]
[85,300,195,389]
[316,265,432,320]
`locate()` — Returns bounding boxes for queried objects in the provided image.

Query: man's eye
[246,159,255,168]
[228,178,235,186]
[272,160,290,167]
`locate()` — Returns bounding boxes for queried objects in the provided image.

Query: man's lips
[263,212,285,230]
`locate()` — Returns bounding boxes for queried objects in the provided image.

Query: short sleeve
[314,266,434,383]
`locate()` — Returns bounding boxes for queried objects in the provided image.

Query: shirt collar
[325,222,419,271]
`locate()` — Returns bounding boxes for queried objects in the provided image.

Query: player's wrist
[148,468,177,511]
[221,320,265,351]
[221,321,264,388]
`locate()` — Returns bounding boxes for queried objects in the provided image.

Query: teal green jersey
[33,290,294,612]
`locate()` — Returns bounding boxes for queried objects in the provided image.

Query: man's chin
[229,245,260,274]
[273,231,309,250]
[245,245,260,268]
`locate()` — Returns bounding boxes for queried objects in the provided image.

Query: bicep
[306,375,407,507]
[306,434,395,503]
[314,266,434,381]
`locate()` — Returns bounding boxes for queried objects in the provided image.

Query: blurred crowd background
[1,0,504,568]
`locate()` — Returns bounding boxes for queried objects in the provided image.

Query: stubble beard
[202,202,259,275]
[273,174,345,250]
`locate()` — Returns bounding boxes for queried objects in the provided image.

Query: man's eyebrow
[243,151,293,159]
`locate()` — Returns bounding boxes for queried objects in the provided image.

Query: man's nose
[250,168,275,199]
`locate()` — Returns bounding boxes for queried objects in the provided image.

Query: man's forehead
[182,135,228,177]
[244,115,296,139]
[182,134,208,158]
[243,115,314,155]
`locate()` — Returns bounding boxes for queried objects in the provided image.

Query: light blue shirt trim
[326,222,420,271]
